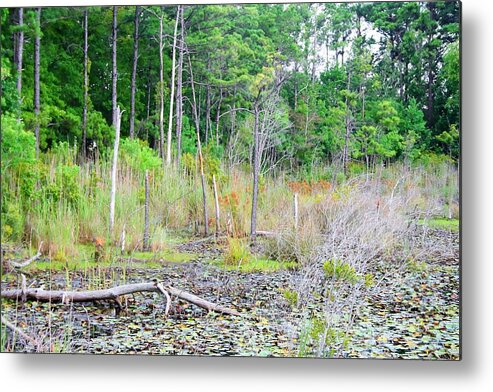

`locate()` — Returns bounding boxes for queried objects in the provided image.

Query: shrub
[1,201,23,242]
[120,138,162,172]
[323,259,359,284]
[224,238,252,266]
[281,289,298,308]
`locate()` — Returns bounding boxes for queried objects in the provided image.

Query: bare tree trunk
[158,13,165,161]
[250,102,260,240]
[205,80,211,144]
[33,8,41,159]
[111,6,118,128]
[143,169,150,250]
[129,6,140,139]
[293,193,299,230]
[212,174,220,237]
[188,54,209,236]
[109,106,122,235]
[16,8,24,105]
[215,88,223,147]
[166,6,180,165]
[82,9,89,159]
[175,5,185,163]
[342,72,352,175]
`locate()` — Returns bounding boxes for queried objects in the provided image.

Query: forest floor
[1,227,459,359]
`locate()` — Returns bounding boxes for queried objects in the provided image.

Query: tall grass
[2,140,458,267]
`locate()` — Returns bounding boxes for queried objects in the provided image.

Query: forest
[1,1,460,359]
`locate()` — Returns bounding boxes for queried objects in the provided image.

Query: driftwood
[8,242,43,269]
[1,281,241,317]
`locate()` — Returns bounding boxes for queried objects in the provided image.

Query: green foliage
[45,164,81,206]
[224,238,252,266]
[1,115,37,170]
[281,289,298,308]
[323,259,359,285]
[120,138,162,172]
[1,201,24,242]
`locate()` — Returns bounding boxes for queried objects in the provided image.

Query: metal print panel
[0,0,461,359]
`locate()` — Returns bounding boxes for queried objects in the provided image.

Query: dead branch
[8,242,43,268]
[1,281,241,317]
[1,316,42,348]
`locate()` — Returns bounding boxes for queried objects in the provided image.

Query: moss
[131,250,198,263]
[419,218,459,232]
[217,257,297,273]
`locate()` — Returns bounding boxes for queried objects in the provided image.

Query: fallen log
[254,230,278,238]
[1,281,240,317]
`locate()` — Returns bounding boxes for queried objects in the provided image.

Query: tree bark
[1,282,241,316]
[166,6,180,165]
[82,9,89,159]
[129,6,140,139]
[175,5,185,163]
[16,8,24,105]
[109,106,122,235]
[111,6,118,128]
[33,8,41,158]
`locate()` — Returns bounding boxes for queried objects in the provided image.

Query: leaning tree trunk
[111,6,118,128]
[166,6,180,166]
[250,102,260,240]
[16,8,24,106]
[109,106,122,235]
[129,5,140,139]
[33,8,41,158]
[82,8,89,159]
[188,54,209,236]
[175,5,185,164]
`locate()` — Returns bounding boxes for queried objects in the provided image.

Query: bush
[1,201,24,242]
[120,138,162,172]
[224,238,252,266]
[1,115,36,170]
[323,259,359,284]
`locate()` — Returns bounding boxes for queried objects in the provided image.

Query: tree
[166,6,179,165]
[111,6,118,128]
[129,6,141,139]
[15,8,24,105]
[175,5,185,163]
[82,8,89,159]
[33,7,41,158]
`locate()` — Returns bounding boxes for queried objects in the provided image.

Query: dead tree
[175,5,185,163]
[33,8,41,158]
[166,6,180,165]
[1,281,241,316]
[187,51,209,236]
[143,169,150,250]
[109,106,122,235]
[111,6,118,128]
[15,8,24,105]
[82,8,89,159]
[129,5,141,139]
